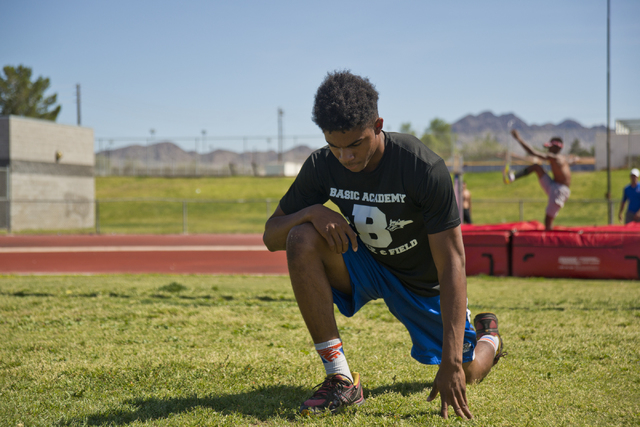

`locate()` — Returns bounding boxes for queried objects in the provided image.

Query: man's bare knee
[287,223,352,295]
[286,223,324,262]
[530,164,545,178]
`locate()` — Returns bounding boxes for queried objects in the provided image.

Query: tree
[461,133,506,161]
[399,122,416,136]
[0,65,61,120]
[568,138,593,157]
[420,118,454,159]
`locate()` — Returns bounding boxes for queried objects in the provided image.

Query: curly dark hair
[312,70,379,132]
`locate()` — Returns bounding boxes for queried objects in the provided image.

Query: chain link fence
[1,197,623,234]
[469,198,618,226]
[93,198,277,234]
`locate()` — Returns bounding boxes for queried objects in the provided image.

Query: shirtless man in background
[505,129,572,230]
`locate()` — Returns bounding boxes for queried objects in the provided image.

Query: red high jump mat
[462,231,511,276]
[461,222,544,277]
[512,230,640,280]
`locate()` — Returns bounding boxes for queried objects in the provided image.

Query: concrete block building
[0,115,95,232]
[595,119,640,170]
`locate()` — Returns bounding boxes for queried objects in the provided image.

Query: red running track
[0,234,289,275]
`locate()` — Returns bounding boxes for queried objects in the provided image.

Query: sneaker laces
[494,336,508,364]
[309,375,351,400]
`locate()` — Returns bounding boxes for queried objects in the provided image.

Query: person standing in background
[618,168,640,224]
[462,181,472,224]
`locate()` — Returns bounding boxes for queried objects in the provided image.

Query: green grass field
[6,169,632,235]
[1,274,639,426]
[94,176,295,234]
[87,169,632,234]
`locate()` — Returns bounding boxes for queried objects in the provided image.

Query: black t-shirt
[279,132,460,297]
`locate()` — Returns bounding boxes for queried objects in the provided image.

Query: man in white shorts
[505,130,572,230]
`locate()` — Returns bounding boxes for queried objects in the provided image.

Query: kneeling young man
[263,71,505,420]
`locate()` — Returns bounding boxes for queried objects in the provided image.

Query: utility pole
[243,137,248,175]
[278,108,284,164]
[98,138,103,175]
[148,128,155,176]
[200,129,206,176]
[606,0,612,224]
[76,84,81,126]
[108,139,113,175]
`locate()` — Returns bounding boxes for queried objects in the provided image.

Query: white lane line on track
[0,245,268,253]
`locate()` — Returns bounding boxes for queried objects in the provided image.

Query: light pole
[201,130,206,176]
[278,108,284,164]
[76,84,81,126]
[148,128,155,176]
[108,139,114,175]
[98,138,103,175]
[243,137,248,174]
[606,0,612,224]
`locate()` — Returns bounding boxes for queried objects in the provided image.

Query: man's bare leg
[287,223,367,415]
[285,223,352,343]
[513,165,555,228]
[513,164,545,180]
[287,225,503,392]
[462,342,497,383]
[544,214,554,230]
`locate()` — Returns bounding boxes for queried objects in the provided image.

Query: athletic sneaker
[502,165,515,184]
[299,373,365,416]
[473,312,507,365]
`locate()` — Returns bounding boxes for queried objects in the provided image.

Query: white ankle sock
[315,338,352,382]
[478,335,500,357]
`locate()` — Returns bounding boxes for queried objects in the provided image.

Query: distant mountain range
[97,142,315,170]
[452,111,606,154]
[97,112,605,167]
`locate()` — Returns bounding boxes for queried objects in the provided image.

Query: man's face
[548,145,561,154]
[631,174,638,186]
[324,119,384,173]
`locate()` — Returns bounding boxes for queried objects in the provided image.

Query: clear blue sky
[2,0,638,153]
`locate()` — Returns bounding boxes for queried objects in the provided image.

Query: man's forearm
[513,136,546,159]
[439,264,468,366]
[263,207,312,252]
[428,228,468,366]
[519,141,541,158]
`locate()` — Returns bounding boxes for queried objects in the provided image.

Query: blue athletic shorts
[333,240,477,365]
